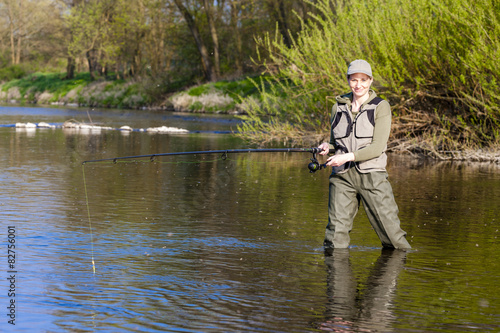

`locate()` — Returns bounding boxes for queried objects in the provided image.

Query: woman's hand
[317,142,331,156]
[326,153,355,167]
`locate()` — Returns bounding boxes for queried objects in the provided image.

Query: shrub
[237,0,500,150]
[0,65,26,82]
[171,90,235,112]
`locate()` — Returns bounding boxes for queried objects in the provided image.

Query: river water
[0,105,498,332]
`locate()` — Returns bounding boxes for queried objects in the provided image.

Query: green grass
[0,71,264,112]
[187,77,261,99]
[0,72,149,109]
[1,72,92,96]
[169,76,265,113]
[0,65,26,81]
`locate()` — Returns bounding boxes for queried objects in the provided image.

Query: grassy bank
[0,72,260,113]
[0,72,146,109]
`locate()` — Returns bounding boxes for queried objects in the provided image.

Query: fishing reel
[308,152,327,173]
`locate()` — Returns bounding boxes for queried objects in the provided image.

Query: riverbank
[278,130,500,164]
[1,72,499,164]
[0,72,256,114]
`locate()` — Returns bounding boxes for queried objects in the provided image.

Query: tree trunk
[173,0,216,81]
[203,0,220,78]
[131,31,145,77]
[9,19,15,65]
[64,0,79,79]
[65,57,75,79]
[230,0,243,76]
[268,0,292,48]
[86,49,100,80]
[7,0,16,65]
[15,0,23,64]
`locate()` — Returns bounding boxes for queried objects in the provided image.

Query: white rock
[38,122,55,129]
[15,122,37,128]
[62,122,78,128]
[146,126,188,133]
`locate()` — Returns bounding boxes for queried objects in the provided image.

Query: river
[0,105,498,332]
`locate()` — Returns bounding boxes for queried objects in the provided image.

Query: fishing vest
[331,96,388,174]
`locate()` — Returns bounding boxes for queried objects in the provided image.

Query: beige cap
[347,59,372,77]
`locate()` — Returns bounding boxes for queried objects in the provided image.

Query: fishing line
[82,164,96,274]
[80,147,330,273]
[80,156,232,273]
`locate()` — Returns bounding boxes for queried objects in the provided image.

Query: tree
[203,0,220,77]
[61,0,84,79]
[0,0,312,85]
[173,0,217,81]
[66,0,130,79]
[229,0,243,75]
[265,0,292,48]
[0,0,65,68]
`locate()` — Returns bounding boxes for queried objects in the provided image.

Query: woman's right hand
[317,142,330,155]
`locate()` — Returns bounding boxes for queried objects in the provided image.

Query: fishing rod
[82,147,331,173]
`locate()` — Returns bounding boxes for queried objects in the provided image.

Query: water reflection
[0,106,499,332]
[320,249,407,332]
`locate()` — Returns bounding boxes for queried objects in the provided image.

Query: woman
[318,59,411,251]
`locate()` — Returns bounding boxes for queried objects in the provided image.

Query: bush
[1,72,92,97]
[0,72,149,108]
[237,0,500,149]
[0,65,26,82]
[169,78,262,113]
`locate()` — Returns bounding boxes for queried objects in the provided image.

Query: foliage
[0,70,265,111]
[0,65,26,81]
[0,0,67,70]
[166,77,262,113]
[237,0,500,150]
[0,72,148,109]
[169,78,258,113]
[187,78,258,98]
[0,0,311,83]
[65,0,130,77]
[1,72,90,95]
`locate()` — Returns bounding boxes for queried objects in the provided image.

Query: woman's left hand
[326,153,355,167]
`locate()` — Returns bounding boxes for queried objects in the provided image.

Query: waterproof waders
[324,167,411,249]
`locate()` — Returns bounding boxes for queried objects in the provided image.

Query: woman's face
[348,73,373,99]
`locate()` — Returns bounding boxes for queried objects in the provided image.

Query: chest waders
[324,97,411,250]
